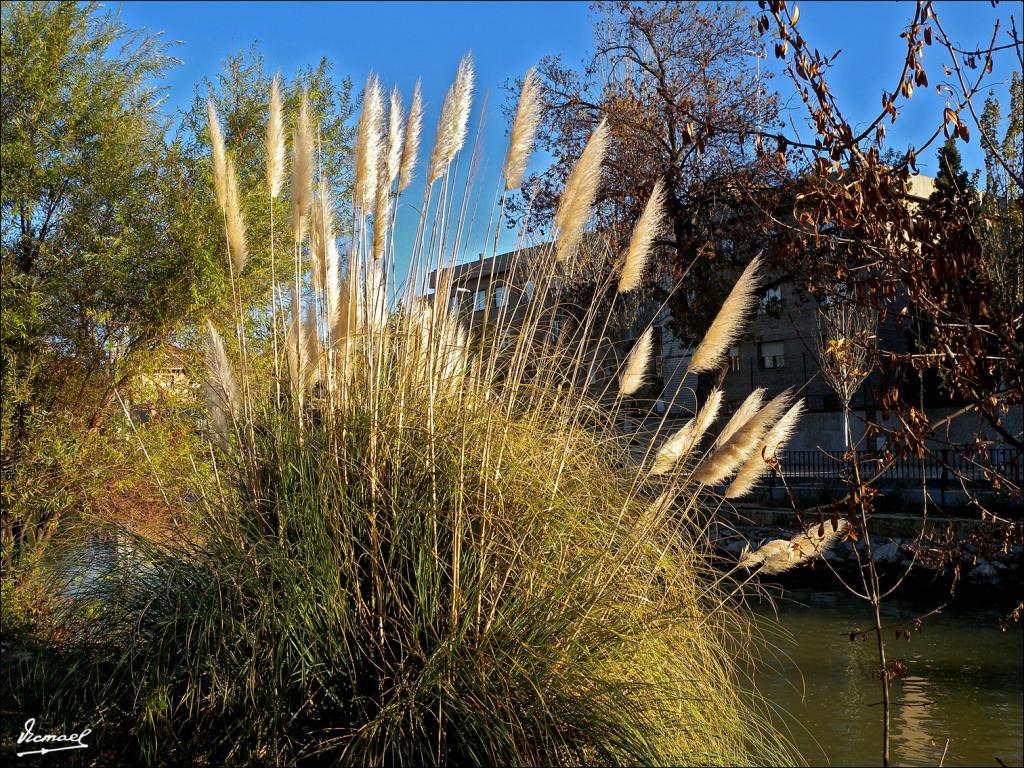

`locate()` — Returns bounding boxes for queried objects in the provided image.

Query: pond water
[752,588,1023,767]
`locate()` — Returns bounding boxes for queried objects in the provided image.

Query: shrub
[26,58,802,766]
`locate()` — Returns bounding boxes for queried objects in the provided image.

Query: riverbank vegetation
[2,4,808,763]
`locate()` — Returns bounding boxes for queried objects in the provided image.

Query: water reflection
[753,589,1023,767]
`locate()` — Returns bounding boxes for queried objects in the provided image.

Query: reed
[503,67,543,191]
[617,179,665,294]
[554,118,608,263]
[265,73,285,199]
[34,55,799,768]
[689,256,762,374]
[398,80,422,194]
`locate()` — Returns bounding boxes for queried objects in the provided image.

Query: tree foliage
[511,0,785,340]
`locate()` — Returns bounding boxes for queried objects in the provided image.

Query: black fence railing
[768,447,1022,488]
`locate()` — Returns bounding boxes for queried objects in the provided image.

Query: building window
[759,341,785,369]
[523,281,535,302]
[759,285,783,315]
[474,289,488,312]
[728,346,740,372]
[494,284,508,309]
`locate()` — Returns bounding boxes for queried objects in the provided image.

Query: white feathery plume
[330,270,351,344]
[716,388,765,447]
[650,388,723,475]
[265,73,286,198]
[738,518,849,575]
[398,80,422,193]
[207,99,228,210]
[619,326,653,396]
[617,179,666,294]
[386,86,404,188]
[203,319,239,451]
[554,118,609,263]
[503,67,543,191]
[364,259,387,330]
[689,256,763,373]
[286,300,320,398]
[310,182,335,292]
[373,169,391,261]
[290,92,314,242]
[692,390,791,486]
[302,303,320,391]
[224,155,248,274]
[428,54,474,183]
[725,399,805,499]
[325,235,340,334]
[354,74,384,212]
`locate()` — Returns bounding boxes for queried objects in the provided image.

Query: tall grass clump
[25,59,802,766]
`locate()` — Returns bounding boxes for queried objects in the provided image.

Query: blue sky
[116,1,1020,257]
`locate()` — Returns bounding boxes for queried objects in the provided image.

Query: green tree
[979,73,1023,316]
[0,2,213,566]
[511,0,784,342]
[175,46,355,341]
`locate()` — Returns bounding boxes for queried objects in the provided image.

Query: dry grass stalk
[554,118,608,263]
[207,99,228,210]
[398,80,422,194]
[265,74,286,199]
[739,518,849,574]
[617,179,665,294]
[725,398,804,498]
[619,326,653,396]
[503,67,542,191]
[355,74,384,212]
[290,92,314,242]
[650,387,723,475]
[689,256,762,373]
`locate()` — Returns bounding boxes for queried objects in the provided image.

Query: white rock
[872,542,901,565]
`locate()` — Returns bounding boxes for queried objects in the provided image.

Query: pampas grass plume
[355,74,384,211]
[310,182,335,292]
[503,67,542,191]
[617,179,665,293]
[689,256,762,373]
[207,99,228,211]
[398,80,422,193]
[224,156,248,274]
[428,54,474,183]
[266,74,286,199]
[203,319,239,451]
[373,171,391,261]
[716,388,765,447]
[619,326,652,396]
[739,518,849,574]
[650,387,723,475]
[386,87,404,188]
[554,118,608,263]
[693,390,791,486]
[290,92,314,242]
[725,398,804,498]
